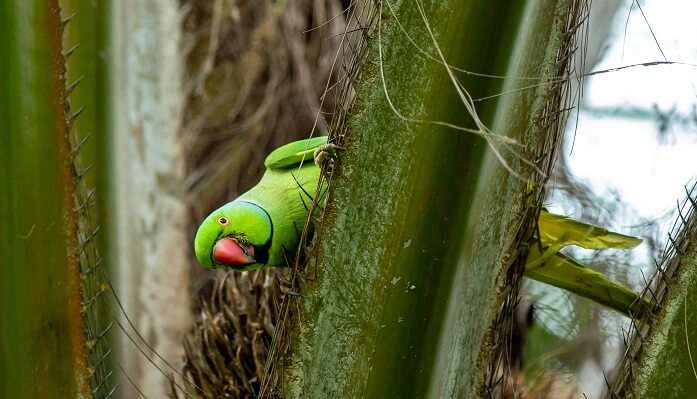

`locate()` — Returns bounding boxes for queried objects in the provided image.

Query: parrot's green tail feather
[539,210,642,250]
[264,136,328,169]
[525,248,650,317]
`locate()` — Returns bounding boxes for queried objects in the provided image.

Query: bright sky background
[567,0,697,230]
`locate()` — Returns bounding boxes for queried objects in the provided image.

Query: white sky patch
[566,116,697,217]
[566,0,697,235]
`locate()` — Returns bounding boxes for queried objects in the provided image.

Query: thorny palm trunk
[278,1,585,398]
[0,2,109,398]
[609,183,697,398]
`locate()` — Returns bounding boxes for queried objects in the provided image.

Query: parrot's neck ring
[237,200,273,265]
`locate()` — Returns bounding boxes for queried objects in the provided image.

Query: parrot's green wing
[539,210,642,250]
[525,247,650,317]
[264,136,328,169]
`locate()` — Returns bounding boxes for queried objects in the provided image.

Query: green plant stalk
[60,0,111,219]
[60,0,115,396]
[281,1,578,398]
[610,197,697,398]
[435,3,583,396]
[0,2,91,398]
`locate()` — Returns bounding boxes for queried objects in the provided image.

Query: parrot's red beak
[212,237,256,267]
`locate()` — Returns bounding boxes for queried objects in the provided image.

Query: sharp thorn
[76,163,94,180]
[93,347,113,369]
[685,184,697,209]
[81,257,104,276]
[92,369,115,395]
[61,13,76,26]
[79,224,101,247]
[66,76,84,95]
[71,134,90,157]
[668,232,682,256]
[677,199,688,227]
[104,382,119,399]
[71,105,86,121]
[63,43,80,58]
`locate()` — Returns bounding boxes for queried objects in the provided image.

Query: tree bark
[280,1,584,398]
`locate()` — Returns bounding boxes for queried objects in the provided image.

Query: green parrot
[194,136,328,272]
[194,136,650,317]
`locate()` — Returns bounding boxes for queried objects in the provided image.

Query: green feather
[195,136,327,271]
[264,136,328,169]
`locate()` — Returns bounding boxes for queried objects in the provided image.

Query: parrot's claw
[313,143,343,171]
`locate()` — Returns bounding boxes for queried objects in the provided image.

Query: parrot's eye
[217,217,229,226]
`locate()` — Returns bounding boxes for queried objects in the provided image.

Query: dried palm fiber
[178,271,284,399]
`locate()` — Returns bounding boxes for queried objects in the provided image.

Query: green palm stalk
[0,2,110,398]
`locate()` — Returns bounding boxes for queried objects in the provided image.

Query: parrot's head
[194,200,273,271]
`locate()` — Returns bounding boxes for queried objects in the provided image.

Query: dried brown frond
[174,270,284,399]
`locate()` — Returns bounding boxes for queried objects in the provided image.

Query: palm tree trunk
[609,183,697,398]
[278,1,586,398]
[0,2,97,398]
